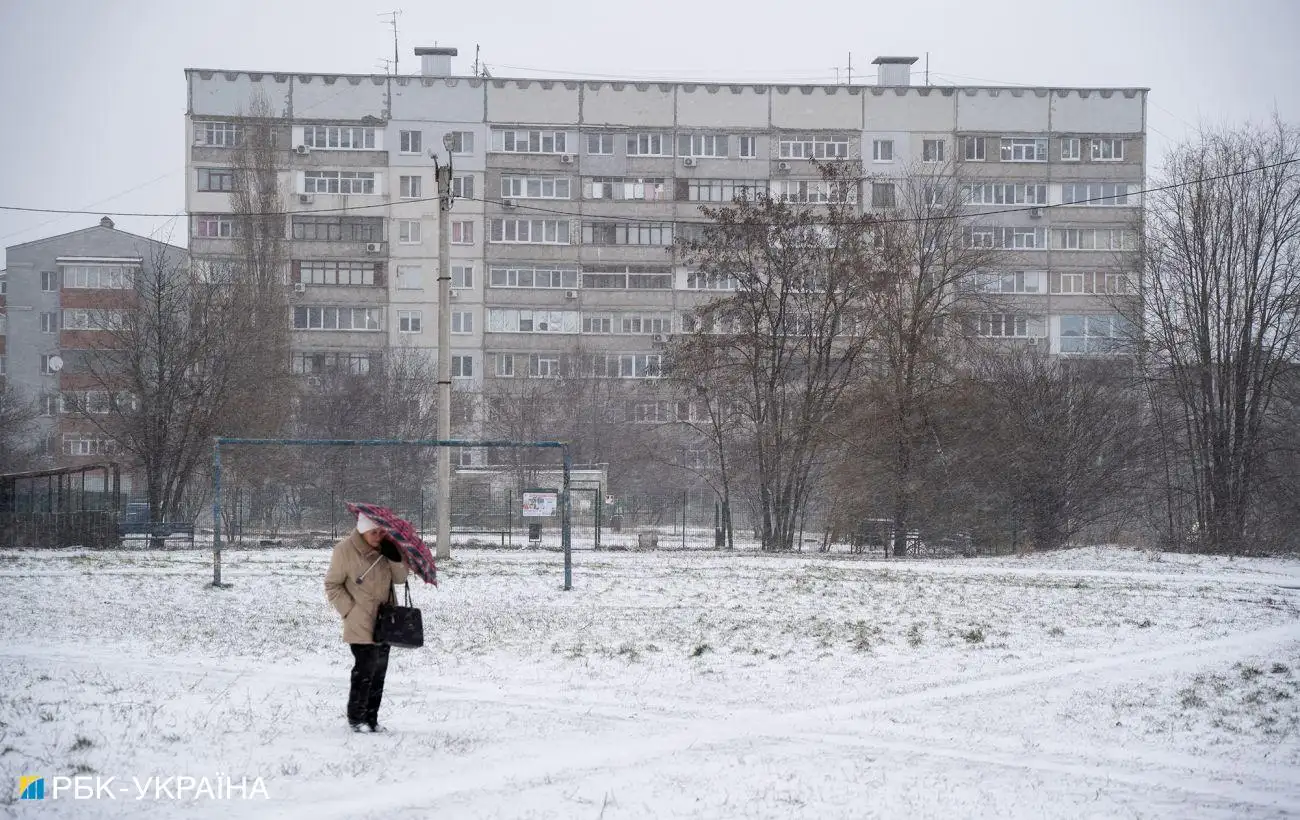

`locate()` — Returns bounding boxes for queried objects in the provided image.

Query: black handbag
[374,581,424,649]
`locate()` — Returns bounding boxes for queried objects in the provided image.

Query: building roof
[5,219,186,256]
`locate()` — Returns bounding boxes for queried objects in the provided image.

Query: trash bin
[714,528,725,548]
[637,531,658,549]
[610,514,623,532]
[528,522,542,546]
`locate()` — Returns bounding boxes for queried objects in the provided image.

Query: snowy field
[1,546,1298,819]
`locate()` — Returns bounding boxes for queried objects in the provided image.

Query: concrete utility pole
[434,134,455,560]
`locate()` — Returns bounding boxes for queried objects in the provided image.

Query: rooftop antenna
[925,52,930,86]
[379,10,402,75]
[847,52,852,85]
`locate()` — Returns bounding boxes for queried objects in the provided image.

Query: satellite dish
[48,355,64,372]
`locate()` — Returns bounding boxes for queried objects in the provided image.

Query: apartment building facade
[184,52,1146,463]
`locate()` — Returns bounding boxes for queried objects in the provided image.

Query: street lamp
[434,132,455,560]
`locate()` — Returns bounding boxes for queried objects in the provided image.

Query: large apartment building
[184,51,1146,462]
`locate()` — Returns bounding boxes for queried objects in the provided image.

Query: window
[292,216,384,242]
[738,136,757,158]
[922,139,945,162]
[304,171,377,195]
[395,265,422,290]
[195,214,237,238]
[684,179,768,203]
[489,219,571,244]
[677,134,729,158]
[686,271,737,290]
[1061,137,1081,161]
[297,260,377,286]
[487,308,579,333]
[292,306,382,331]
[399,130,422,154]
[1052,228,1137,251]
[1057,272,1086,294]
[451,311,473,334]
[962,136,985,161]
[626,132,670,156]
[198,121,241,147]
[41,271,58,292]
[977,313,1030,338]
[41,394,59,416]
[1060,314,1128,353]
[398,220,422,244]
[523,354,558,378]
[583,314,612,333]
[1000,138,1048,162]
[292,352,372,374]
[451,175,475,199]
[501,177,571,199]
[0,275,6,297]
[774,179,854,204]
[397,310,422,334]
[40,312,58,333]
[0,356,6,377]
[1051,271,1135,295]
[1104,272,1134,294]
[451,355,473,378]
[1061,183,1131,206]
[400,175,422,198]
[301,126,376,150]
[451,221,474,245]
[494,353,514,377]
[872,139,894,162]
[968,227,1046,249]
[63,434,118,457]
[451,264,474,289]
[197,168,234,192]
[586,133,614,155]
[62,264,136,289]
[447,131,474,154]
[969,271,1045,294]
[870,183,896,208]
[0,314,5,334]
[1091,138,1124,161]
[617,313,673,334]
[492,129,568,154]
[40,353,60,375]
[963,184,1049,205]
[778,134,849,160]
[586,177,666,201]
[62,309,126,330]
[581,269,673,290]
[488,265,578,289]
[582,222,673,246]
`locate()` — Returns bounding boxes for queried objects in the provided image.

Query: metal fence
[0,463,122,549]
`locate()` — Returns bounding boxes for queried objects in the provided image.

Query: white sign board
[521,492,558,517]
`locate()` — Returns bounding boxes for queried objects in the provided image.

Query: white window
[1091,138,1124,161]
[922,139,945,162]
[0,355,7,377]
[500,177,571,199]
[583,314,613,333]
[626,132,670,156]
[40,354,60,375]
[872,139,894,162]
[302,126,376,150]
[585,177,667,201]
[488,265,578,289]
[400,175,422,198]
[197,168,234,192]
[41,271,57,291]
[62,309,125,330]
[686,179,768,203]
[1060,315,1128,353]
[1000,227,1047,249]
[198,121,241,147]
[583,222,674,245]
[292,306,382,331]
[451,311,473,334]
[492,129,568,154]
[298,261,376,286]
[778,135,850,160]
[870,183,896,208]
[1057,272,1087,294]
[395,265,423,290]
[737,136,757,158]
[1104,272,1134,294]
[195,215,237,238]
[963,184,1049,205]
[292,352,372,375]
[494,353,514,377]
[447,131,474,154]
[40,312,58,333]
[399,130,422,154]
[398,220,422,244]
[1061,183,1132,206]
[965,227,996,248]
[63,434,117,456]
[1061,137,1081,161]
[451,175,474,199]
[529,354,561,378]
[397,310,422,334]
[451,221,474,245]
[962,136,985,161]
[489,219,571,244]
[304,171,378,195]
[1052,228,1137,251]
[1051,271,1135,295]
[677,134,729,158]
[586,133,614,155]
[1000,138,1048,162]
[62,264,136,289]
[970,271,1045,294]
[686,272,738,290]
[451,355,473,378]
[451,264,474,289]
[977,313,1030,338]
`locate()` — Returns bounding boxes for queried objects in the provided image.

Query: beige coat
[324,531,410,644]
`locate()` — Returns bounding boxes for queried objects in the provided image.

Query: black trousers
[347,643,391,726]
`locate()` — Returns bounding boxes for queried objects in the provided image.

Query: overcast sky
[1,0,1297,264]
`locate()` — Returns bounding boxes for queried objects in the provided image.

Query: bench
[120,522,196,547]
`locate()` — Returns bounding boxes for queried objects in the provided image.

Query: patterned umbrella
[345,501,438,585]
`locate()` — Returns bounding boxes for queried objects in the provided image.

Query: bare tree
[0,382,40,473]
[673,162,879,551]
[1140,119,1300,554]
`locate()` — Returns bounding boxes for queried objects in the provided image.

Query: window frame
[399,130,422,154]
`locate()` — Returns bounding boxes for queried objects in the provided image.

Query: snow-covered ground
[1,546,1298,818]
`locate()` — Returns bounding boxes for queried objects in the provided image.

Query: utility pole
[847,52,852,85]
[433,134,455,559]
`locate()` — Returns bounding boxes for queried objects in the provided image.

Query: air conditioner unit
[564,290,578,299]
[293,282,306,293]
[502,198,517,209]
[777,161,792,172]
[365,242,383,253]
[1028,207,1043,219]
[295,144,311,155]
[682,157,698,167]
[449,289,460,299]
[559,154,574,164]
[1026,336,1040,345]
[298,194,314,205]
[652,333,667,343]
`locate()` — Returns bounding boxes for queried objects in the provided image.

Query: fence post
[211,438,228,588]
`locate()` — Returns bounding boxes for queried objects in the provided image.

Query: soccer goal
[209,437,575,590]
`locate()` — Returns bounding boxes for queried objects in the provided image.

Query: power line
[0,157,1294,228]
